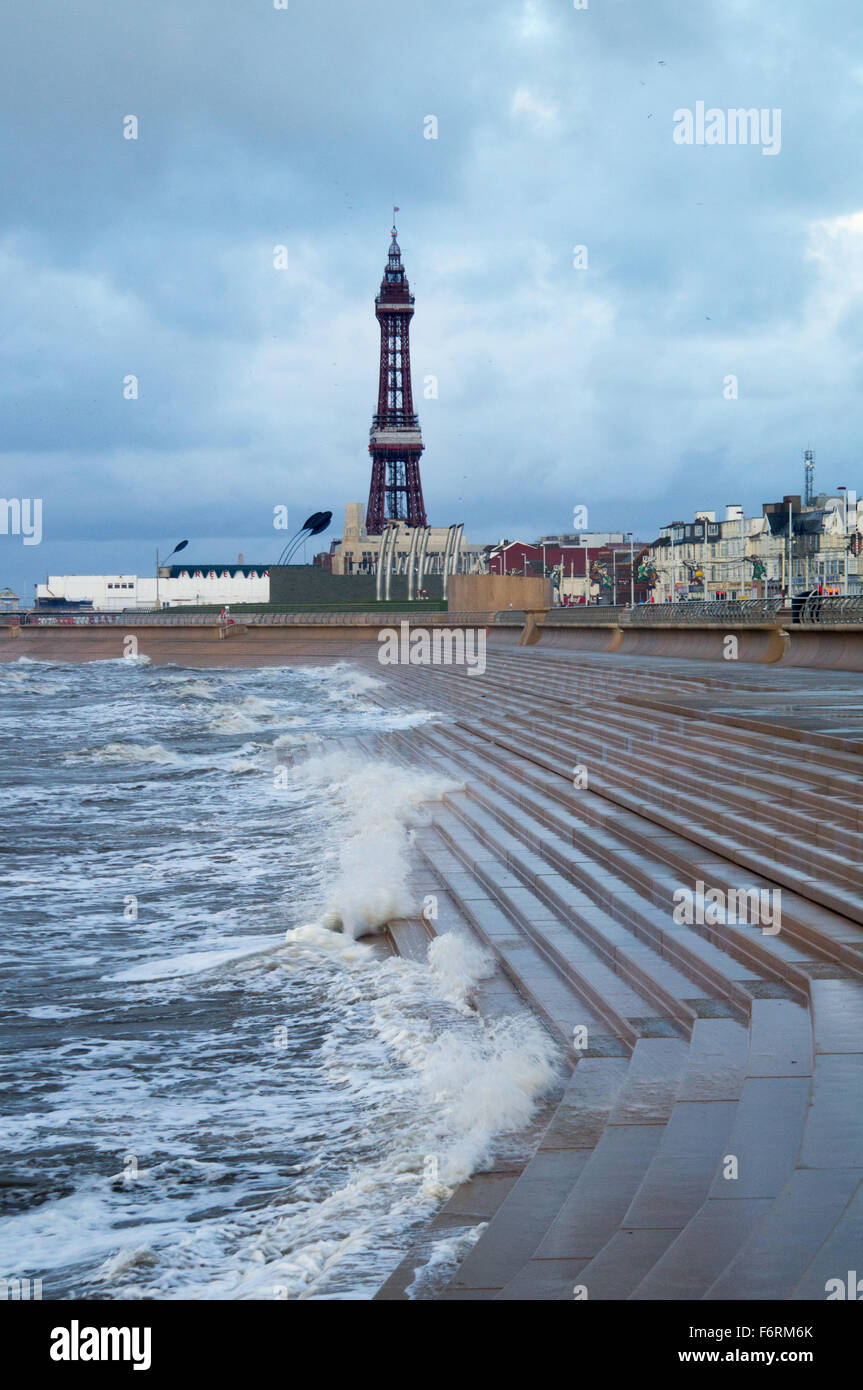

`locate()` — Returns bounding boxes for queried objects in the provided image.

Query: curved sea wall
[4,611,863,670]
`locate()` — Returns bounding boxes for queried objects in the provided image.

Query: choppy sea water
[0,656,558,1301]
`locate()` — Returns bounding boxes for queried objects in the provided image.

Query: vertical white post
[406,526,420,602]
[629,534,635,608]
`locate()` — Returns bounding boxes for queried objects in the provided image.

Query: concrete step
[520,1038,690,1281]
[627,999,813,1299]
[444,1056,631,1299]
[400,721,811,1008]
[448,698,863,907]
[392,725,748,1029]
[460,665,863,842]
[392,657,863,836]
[366,661,863,1301]
[441,715,863,972]
[429,805,650,1046]
[415,828,611,1049]
[704,1168,863,1301]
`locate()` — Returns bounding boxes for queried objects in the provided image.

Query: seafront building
[34,563,269,611]
[645,493,861,602]
[28,489,861,611]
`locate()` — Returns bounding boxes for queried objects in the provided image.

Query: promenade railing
[6,595,863,629]
[624,598,785,624]
[797,595,863,624]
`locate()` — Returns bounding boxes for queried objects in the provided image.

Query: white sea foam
[3,655,530,1303]
[173,680,217,699]
[426,932,495,1010]
[405,1223,488,1300]
[289,750,459,939]
[106,934,285,982]
[69,742,186,766]
[207,695,291,733]
[24,1005,89,1020]
[301,662,384,705]
[0,672,71,694]
[164,931,560,1300]
[272,731,322,756]
[96,1245,159,1282]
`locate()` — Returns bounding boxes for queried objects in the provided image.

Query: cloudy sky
[2,0,863,598]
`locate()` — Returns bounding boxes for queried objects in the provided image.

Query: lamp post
[838,486,848,595]
[155,539,189,611]
[627,532,635,607]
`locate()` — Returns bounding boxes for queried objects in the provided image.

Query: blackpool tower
[365,215,428,533]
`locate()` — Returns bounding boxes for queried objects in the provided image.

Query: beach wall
[505,619,863,669]
[5,612,863,669]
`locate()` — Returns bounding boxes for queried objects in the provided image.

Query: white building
[35,564,270,611]
[646,493,862,602]
[648,506,762,603]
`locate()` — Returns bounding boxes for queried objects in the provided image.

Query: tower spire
[365,216,427,533]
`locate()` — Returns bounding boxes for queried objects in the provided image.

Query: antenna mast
[803,449,815,507]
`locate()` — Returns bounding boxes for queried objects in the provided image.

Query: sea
[0,655,558,1301]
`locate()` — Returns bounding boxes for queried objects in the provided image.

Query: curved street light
[155,539,189,610]
[276,511,333,566]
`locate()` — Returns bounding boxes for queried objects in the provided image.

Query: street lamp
[627,532,635,607]
[838,486,848,595]
[155,539,189,610]
[276,511,332,566]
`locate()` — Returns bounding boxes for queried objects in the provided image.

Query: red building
[487,541,651,605]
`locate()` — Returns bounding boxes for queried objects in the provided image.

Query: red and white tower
[365,215,427,533]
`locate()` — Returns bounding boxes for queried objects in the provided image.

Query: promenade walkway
[369,645,863,1301]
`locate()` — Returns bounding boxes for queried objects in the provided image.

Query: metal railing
[7,609,465,629]
[796,595,863,625]
[624,598,785,624]
[8,595,863,631]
